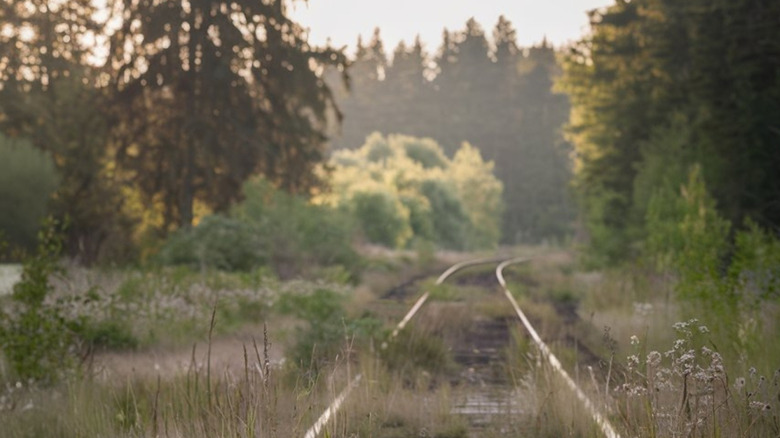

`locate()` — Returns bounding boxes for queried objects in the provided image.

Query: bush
[156,178,361,278]
[75,319,138,350]
[0,218,75,382]
[419,179,470,250]
[233,177,360,277]
[325,133,504,250]
[156,215,265,272]
[275,287,382,379]
[351,190,412,248]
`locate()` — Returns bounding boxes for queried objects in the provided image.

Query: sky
[289,0,611,57]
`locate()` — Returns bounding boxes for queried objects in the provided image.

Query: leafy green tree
[561,0,780,263]
[326,18,574,245]
[450,143,504,248]
[325,133,503,249]
[107,0,347,228]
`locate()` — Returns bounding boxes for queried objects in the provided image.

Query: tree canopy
[559,0,780,263]
[0,0,346,260]
[326,18,575,245]
[322,133,503,250]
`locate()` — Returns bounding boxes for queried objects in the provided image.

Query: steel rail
[303,255,505,438]
[390,256,507,338]
[496,257,621,438]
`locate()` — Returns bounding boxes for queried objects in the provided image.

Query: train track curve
[304,254,621,438]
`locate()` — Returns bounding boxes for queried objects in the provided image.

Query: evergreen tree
[561,0,780,263]
[108,0,347,228]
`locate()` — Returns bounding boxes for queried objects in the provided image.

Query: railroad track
[304,255,621,438]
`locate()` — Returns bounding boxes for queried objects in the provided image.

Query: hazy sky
[289,0,610,56]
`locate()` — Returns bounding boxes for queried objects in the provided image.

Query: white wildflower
[647,351,662,367]
[735,377,746,391]
[630,335,639,346]
[698,325,709,334]
[749,401,766,410]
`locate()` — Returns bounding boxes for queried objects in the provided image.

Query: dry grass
[3,248,778,437]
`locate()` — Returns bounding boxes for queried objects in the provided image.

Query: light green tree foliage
[0,135,57,251]
[323,133,503,249]
[450,143,504,248]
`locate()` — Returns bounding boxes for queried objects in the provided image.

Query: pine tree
[108,0,347,227]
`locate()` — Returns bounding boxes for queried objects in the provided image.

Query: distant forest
[323,18,575,245]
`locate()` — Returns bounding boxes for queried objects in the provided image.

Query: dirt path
[91,331,285,382]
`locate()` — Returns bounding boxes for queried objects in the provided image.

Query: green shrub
[400,194,434,241]
[351,190,412,248]
[276,287,381,379]
[75,319,138,350]
[156,215,265,272]
[0,218,75,382]
[325,133,504,250]
[233,177,360,277]
[419,179,470,250]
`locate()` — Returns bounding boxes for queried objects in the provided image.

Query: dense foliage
[325,18,575,244]
[0,0,346,262]
[560,0,780,358]
[322,133,503,250]
[560,0,780,263]
[158,177,359,278]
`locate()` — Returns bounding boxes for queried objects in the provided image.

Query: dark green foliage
[561,0,780,263]
[400,194,435,241]
[419,180,469,250]
[1,0,348,264]
[643,167,780,366]
[76,319,138,351]
[107,0,347,228]
[0,218,75,382]
[0,136,57,252]
[351,191,410,248]
[156,215,265,272]
[158,177,359,277]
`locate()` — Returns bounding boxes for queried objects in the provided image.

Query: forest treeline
[2,0,778,271]
[560,0,780,264]
[324,18,574,245]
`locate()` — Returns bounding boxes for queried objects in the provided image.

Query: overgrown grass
[2,246,778,437]
[0,323,331,437]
